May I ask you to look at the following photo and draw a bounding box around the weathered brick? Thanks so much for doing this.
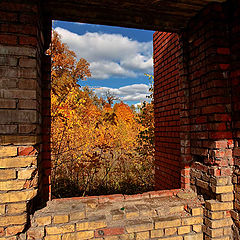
[205,217,232,228]
[182,217,203,225]
[211,185,233,194]
[0,156,37,168]
[0,99,16,109]
[0,189,37,203]
[46,224,75,235]
[18,99,37,109]
[19,58,37,68]
[151,229,164,238]
[0,205,5,215]
[35,216,51,226]
[27,227,44,239]
[44,235,61,240]
[7,202,26,214]
[0,110,37,124]
[126,220,153,233]
[184,233,203,240]
[125,206,139,219]
[0,125,17,134]
[205,200,233,211]
[135,231,149,240]
[70,211,85,221]
[203,225,224,237]
[0,169,16,180]
[154,216,181,229]
[6,225,25,236]
[165,227,177,236]
[76,218,107,231]
[178,226,191,235]
[53,215,69,224]
[0,214,26,227]
[3,89,36,100]
[0,45,36,57]
[0,146,17,157]
[216,193,234,202]
[192,225,202,233]
[0,180,25,191]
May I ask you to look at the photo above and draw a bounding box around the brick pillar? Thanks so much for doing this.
[229,0,240,237]
[0,0,50,237]
[186,3,234,239]
[153,32,181,190]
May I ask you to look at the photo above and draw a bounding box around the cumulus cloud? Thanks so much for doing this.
[55,27,153,80]
[93,84,150,103]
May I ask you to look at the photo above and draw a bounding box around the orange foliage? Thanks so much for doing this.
[49,30,154,198]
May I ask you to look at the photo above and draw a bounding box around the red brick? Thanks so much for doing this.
[94,227,125,237]
[0,35,17,45]
[18,146,37,156]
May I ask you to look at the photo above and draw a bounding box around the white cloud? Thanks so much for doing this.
[93,84,150,103]
[55,27,153,80]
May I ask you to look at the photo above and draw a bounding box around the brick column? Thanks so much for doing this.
[186,3,234,239]
[0,0,50,237]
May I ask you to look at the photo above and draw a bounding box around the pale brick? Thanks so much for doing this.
[165,227,177,236]
[210,177,231,186]
[0,99,16,109]
[7,202,26,214]
[154,216,181,229]
[0,189,37,203]
[136,231,149,240]
[178,226,191,235]
[18,168,36,179]
[53,214,69,224]
[0,205,5,215]
[216,193,234,202]
[70,211,85,221]
[189,207,203,216]
[111,209,124,220]
[35,216,51,226]
[0,169,16,180]
[0,156,37,168]
[159,236,182,240]
[151,229,164,238]
[118,234,134,240]
[0,180,25,191]
[45,224,75,235]
[44,235,61,240]
[27,227,44,239]
[0,214,26,227]
[181,217,203,226]
[192,225,202,233]
[125,206,139,219]
[205,218,232,228]
[205,200,233,211]
[126,220,153,233]
[211,185,233,194]
[76,218,107,231]
[0,146,17,157]
[184,233,203,240]
[6,225,25,236]
[203,225,223,237]
[104,236,119,240]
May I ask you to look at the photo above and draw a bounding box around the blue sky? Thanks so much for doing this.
[53,21,154,106]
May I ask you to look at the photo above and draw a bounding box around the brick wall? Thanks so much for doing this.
[230,0,240,237]
[153,32,181,190]
[0,0,51,237]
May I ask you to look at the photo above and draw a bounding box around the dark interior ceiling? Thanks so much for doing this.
[43,0,226,32]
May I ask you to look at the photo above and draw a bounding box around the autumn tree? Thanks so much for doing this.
[49,30,154,198]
